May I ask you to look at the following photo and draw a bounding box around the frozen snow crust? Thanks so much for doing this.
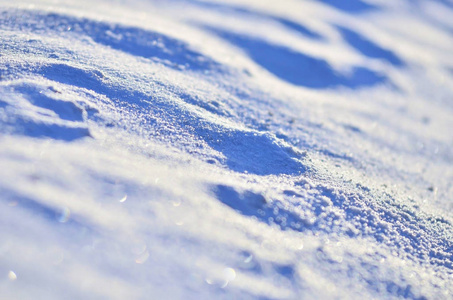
[1,0,453,299]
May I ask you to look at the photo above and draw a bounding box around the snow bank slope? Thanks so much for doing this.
[1,0,453,299]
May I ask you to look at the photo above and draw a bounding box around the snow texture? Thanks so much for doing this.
[1,0,453,299]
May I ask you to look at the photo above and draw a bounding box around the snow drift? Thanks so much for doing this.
[1,0,453,299]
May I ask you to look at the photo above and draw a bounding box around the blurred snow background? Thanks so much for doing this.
[1,0,453,299]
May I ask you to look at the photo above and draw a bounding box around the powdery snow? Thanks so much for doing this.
[1,0,453,299]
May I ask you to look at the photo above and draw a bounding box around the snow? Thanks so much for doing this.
[1,0,453,299]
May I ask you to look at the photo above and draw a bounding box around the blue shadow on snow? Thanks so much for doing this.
[203,129,306,175]
[336,25,404,67]
[0,10,221,73]
[191,0,323,40]
[87,23,220,72]
[212,184,310,231]
[274,17,324,40]
[206,27,388,89]
[38,63,305,175]
[14,85,85,122]
[318,0,378,13]
[0,84,90,141]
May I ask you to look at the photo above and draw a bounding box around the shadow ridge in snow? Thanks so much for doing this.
[6,62,306,176]
[211,177,453,273]
[0,83,92,141]
[335,25,405,67]
[189,0,324,40]
[0,9,222,73]
[204,26,389,89]
[318,0,379,13]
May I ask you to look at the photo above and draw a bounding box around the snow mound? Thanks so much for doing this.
[1,0,453,299]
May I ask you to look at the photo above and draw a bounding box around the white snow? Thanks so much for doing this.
[1,0,453,299]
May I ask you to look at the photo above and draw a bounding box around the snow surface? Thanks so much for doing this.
[1,0,453,299]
